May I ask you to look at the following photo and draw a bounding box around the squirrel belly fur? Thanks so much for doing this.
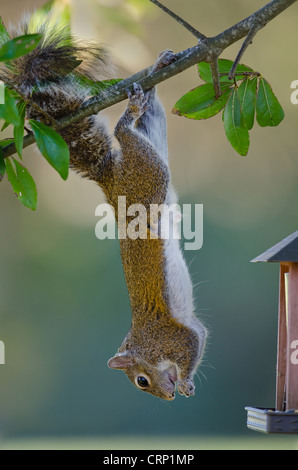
[2,18,207,400]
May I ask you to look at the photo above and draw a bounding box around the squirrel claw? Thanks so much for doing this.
[177,379,195,397]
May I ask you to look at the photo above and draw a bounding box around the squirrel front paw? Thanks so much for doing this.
[177,379,195,397]
[127,83,149,119]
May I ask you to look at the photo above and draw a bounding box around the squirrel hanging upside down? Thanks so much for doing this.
[1,17,207,400]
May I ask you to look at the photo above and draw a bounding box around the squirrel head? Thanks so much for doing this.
[107,353,178,400]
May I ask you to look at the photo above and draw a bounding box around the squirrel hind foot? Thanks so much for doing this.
[127,83,149,119]
[152,50,177,72]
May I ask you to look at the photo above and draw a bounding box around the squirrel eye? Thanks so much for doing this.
[137,376,149,388]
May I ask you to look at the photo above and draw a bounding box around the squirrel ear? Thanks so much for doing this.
[107,353,135,370]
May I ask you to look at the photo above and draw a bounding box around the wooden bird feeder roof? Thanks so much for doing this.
[251,231,298,263]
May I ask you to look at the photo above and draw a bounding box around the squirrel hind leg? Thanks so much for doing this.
[132,51,176,161]
[134,91,168,162]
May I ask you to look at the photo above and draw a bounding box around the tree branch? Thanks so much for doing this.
[148,0,206,40]
[228,22,264,80]
[1,0,297,159]
[210,59,222,99]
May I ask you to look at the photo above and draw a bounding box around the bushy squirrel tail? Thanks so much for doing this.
[0,17,115,183]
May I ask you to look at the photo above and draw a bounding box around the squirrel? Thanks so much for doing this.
[1,18,207,400]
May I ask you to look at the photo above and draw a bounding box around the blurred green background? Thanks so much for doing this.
[1,0,298,450]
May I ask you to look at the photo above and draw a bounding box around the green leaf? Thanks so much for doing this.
[0,34,42,61]
[4,157,19,193]
[172,83,232,120]
[13,100,26,158]
[75,75,122,95]
[14,159,37,210]
[223,88,250,156]
[0,139,14,174]
[0,138,14,148]
[0,17,9,46]
[0,139,15,178]
[256,78,284,127]
[0,87,20,126]
[0,149,5,181]
[29,119,69,180]
[198,59,253,84]
[1,119,11,131]
[5,157,37,210]
[4,88,21,99]
[237,77,257,130]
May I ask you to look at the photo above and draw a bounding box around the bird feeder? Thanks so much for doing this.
[245,231,298,433]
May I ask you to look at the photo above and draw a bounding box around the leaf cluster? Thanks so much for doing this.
[172,59,284,156]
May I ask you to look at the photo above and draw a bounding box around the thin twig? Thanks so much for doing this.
[0,74,58,129]
[210,59,222,98]
[1,0,297,159]
[228,22,263,80]
[220,72,261,77]
[148,0,206,40]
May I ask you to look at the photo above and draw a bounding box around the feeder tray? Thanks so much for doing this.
[246,407,298,434]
